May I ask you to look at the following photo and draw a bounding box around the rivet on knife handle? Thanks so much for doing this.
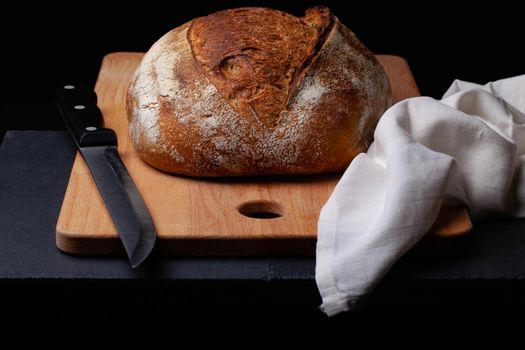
[56,84,118,148]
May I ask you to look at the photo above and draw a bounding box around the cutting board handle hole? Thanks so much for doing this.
[238,200,283,219]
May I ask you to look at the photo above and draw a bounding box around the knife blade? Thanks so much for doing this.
[56,84,156,268]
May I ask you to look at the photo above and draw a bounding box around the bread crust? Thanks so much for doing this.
[127,7,391,176]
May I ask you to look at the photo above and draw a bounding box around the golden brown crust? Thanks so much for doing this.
[126,7,392,176]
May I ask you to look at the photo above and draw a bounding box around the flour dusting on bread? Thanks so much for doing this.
[126,7,391,176]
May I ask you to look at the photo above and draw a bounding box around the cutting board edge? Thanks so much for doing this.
[57,234,317,257]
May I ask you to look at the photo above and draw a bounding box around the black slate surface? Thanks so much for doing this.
[1,130,525,320]
[0,130,313,281]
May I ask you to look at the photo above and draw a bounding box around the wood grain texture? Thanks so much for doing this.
[56,52,472,256]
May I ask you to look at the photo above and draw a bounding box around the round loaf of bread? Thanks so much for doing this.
[126,6,391,176]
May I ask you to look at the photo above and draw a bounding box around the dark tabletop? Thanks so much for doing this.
[1,130,525,326]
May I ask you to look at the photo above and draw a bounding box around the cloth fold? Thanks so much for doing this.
[316,75,525,316]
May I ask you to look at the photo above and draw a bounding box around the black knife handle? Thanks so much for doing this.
[56,84,117,148]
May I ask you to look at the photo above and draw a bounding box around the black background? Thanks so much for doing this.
[0,0,523,141]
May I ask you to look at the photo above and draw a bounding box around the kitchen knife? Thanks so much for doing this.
[56,84,156,268]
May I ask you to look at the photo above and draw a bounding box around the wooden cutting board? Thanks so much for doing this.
[56,52,472,256]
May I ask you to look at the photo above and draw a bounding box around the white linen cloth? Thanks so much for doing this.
[316,75,525,316]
